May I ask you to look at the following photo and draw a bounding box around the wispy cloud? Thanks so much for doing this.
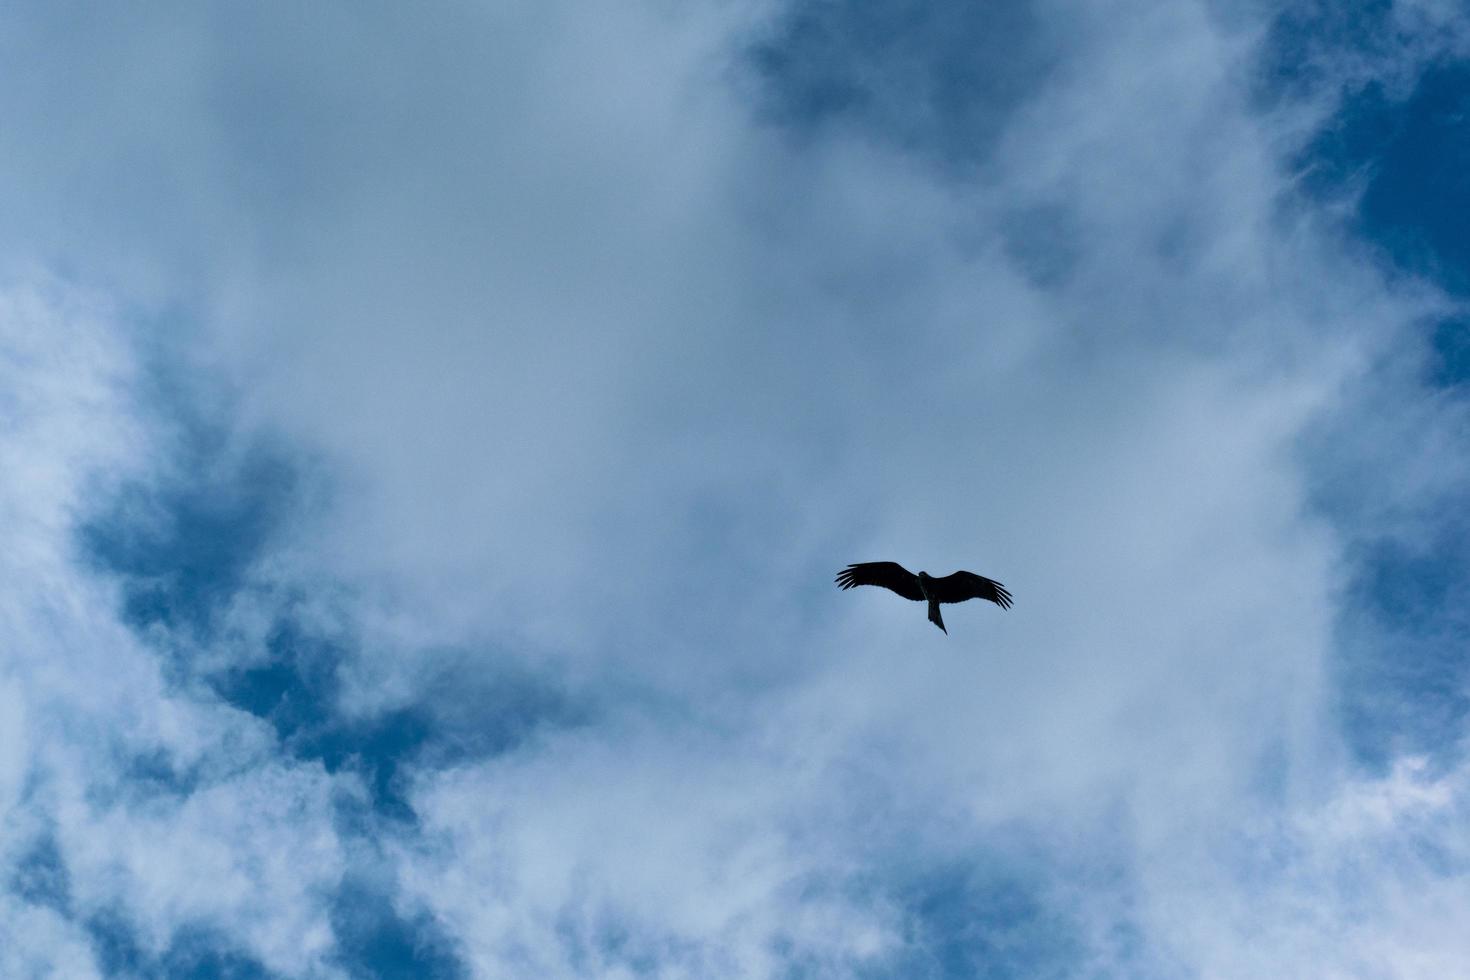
[2,1,1468,976]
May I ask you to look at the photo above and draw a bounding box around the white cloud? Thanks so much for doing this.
[0,283,348,977]
[1130,754,1470,978]
[58,765,344,971]
[0,901,101,980]
[1,0,1468,976]
[399,720,899,977]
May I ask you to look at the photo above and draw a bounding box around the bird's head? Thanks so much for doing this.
[917,571,931,582]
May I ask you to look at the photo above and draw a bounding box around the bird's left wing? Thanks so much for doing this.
[929,571,1013,608]
[835,562,924,601]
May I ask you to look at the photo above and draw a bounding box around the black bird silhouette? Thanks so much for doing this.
[835,562,1012,634]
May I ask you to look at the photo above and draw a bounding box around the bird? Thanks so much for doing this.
[835,561,1012,634]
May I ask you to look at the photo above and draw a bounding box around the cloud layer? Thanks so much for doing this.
[2,1,1469,976]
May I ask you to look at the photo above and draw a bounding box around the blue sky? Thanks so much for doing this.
[2,1,1469,977]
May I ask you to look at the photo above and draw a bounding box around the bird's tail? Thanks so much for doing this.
[928,600,947,634]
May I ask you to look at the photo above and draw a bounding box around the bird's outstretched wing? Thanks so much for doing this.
[928,571,1013,609]
[835,562,924,601]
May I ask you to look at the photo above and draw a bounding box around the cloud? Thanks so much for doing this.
[1131,753,1470,977]
[0,283,351,977]
[396,719,900,976]
[1,0,1468,976]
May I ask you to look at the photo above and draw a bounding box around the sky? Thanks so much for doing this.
[1,1,1469,977]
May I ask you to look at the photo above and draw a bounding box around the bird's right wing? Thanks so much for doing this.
[834,562,924,601]
[929,571,1013,609]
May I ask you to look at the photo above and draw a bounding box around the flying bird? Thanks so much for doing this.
[835,561,1012,634]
